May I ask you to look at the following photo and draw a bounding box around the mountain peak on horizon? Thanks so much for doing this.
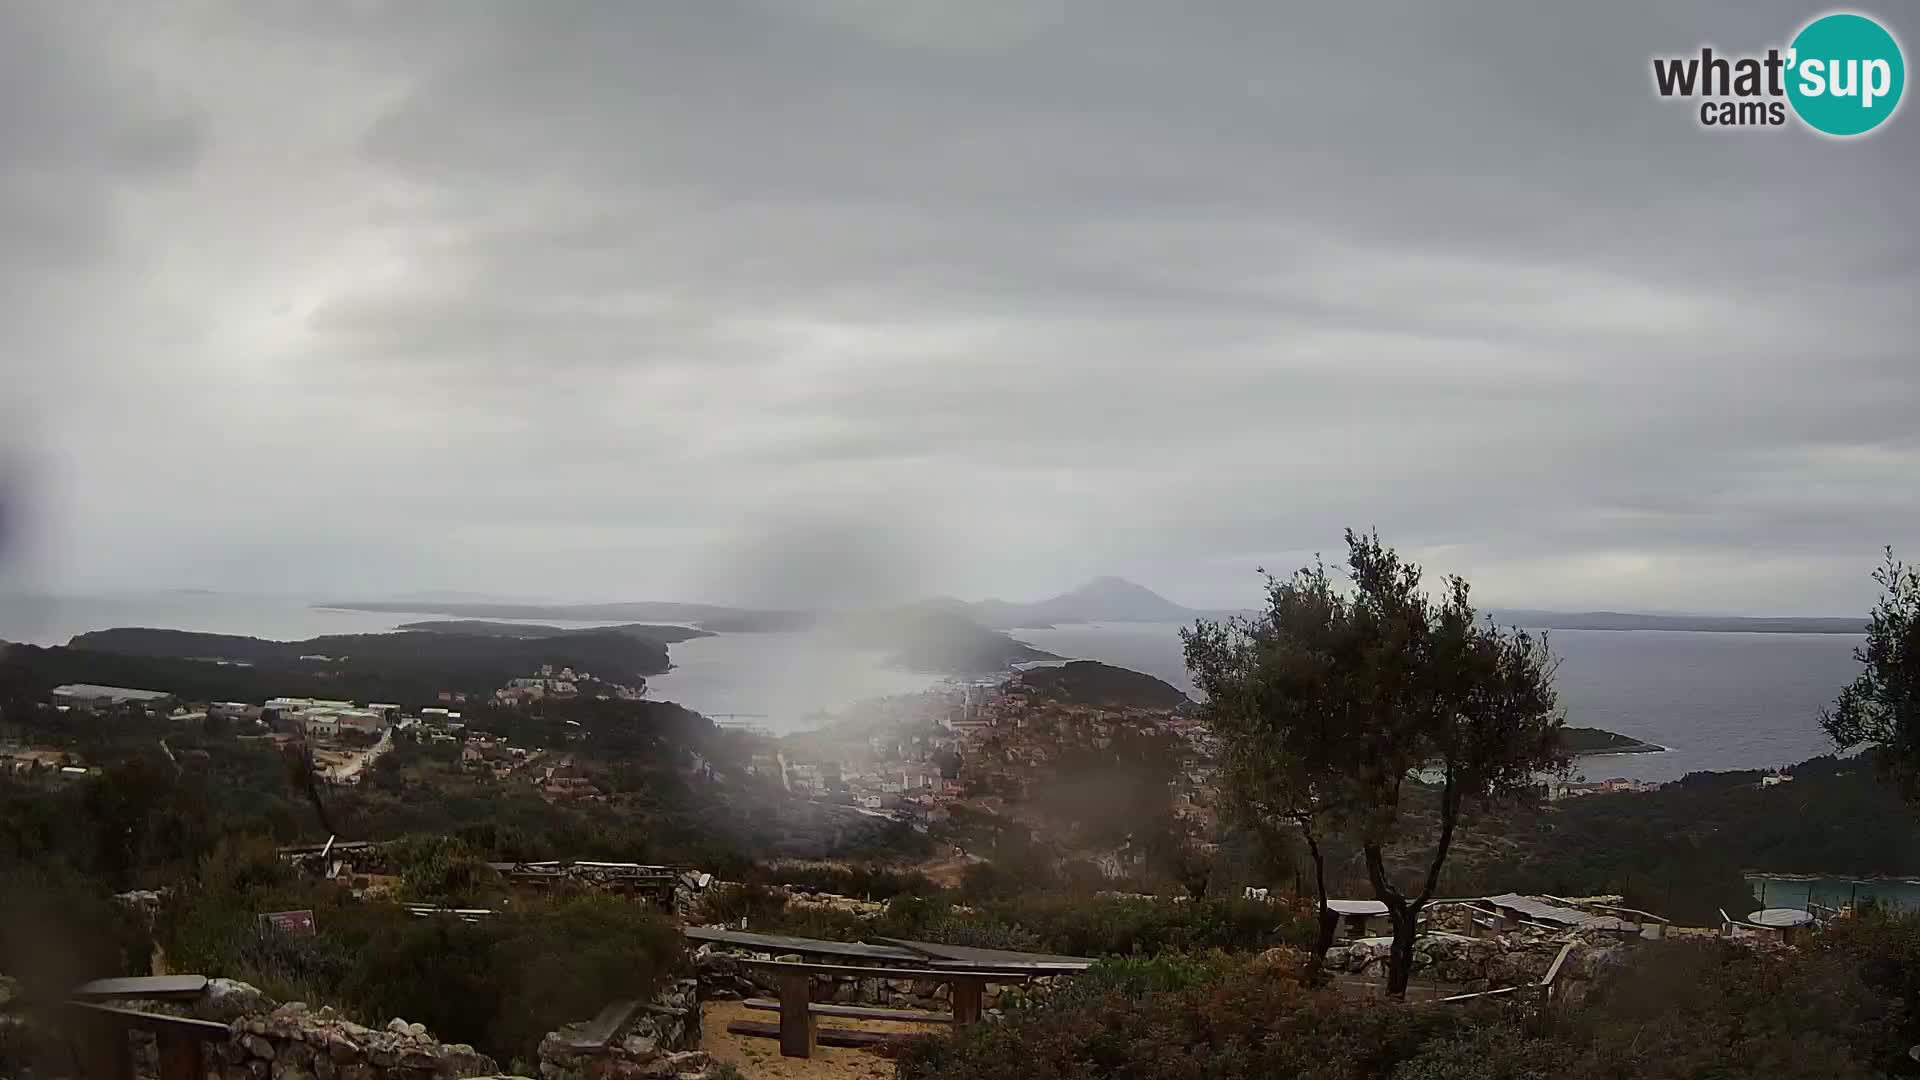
[1030,576,1193,622]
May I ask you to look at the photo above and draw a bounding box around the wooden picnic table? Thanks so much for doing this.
[728,958,1036,1057]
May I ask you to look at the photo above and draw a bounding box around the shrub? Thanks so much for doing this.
[0,865,152,1003]
[895,959,1477,1080]
[162,878,683,1065]
[693,883,791,927]
[976,894,1311,957]
[387,834,500,906]
[1049,951,1244,1003]
[898,942,1900,1080]
[752,862,937,900]
[352,896,685,1064]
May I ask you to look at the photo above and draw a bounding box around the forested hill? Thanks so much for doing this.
[68,626,670,675]
[1407,751,1920,924]
[1013,660,1193,709]
[2,627,671,709]
[394,620,714,645]
[1485,610,1867,634]
[1559,726,1662,755]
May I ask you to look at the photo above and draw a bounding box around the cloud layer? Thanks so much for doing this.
[3,1,1914,614]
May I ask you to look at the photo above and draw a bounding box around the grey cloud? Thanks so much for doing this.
[1,0,1914,613]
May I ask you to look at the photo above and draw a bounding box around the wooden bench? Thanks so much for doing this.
[722,1021,895,1049]
[742,998,955,1023]
[726,959,1033,1058]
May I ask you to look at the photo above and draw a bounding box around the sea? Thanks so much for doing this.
[0,594,1866,785]
[1745,874,1920,914]
[1013,622,1867,786]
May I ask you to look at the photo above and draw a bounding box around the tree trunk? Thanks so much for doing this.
[1385,903,1419,998]
[1304,832,1337,980]
[1364,842,1420,1000]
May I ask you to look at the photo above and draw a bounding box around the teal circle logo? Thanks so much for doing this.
[1787,13,1905,136]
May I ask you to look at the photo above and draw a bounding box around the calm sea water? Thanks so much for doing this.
[1014,622,1866,784]
[1,596,1866,779]
[1746,874,1920,913]
[642,631,949,728]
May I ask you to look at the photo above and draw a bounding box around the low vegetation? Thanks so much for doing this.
[897,927,1913,1080]
[694,884,1313,958]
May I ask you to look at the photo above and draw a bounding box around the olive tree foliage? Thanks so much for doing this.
[1185,554,1357,973]
[1822,548,1920,799]
[1185,530,1568,997]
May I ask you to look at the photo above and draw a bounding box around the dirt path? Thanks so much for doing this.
[702,999,942,1080]
[327,725,393,782]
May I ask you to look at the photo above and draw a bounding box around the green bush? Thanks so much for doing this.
[0,864,153,1003]
[1808,905,1920,1068]
[387,834,501,906]
[895,957,1475,1080]
[896,941,1900,1080]
[693,883,792,927]
[1048,952,1244,1003]
[695,886,1309,960]
[752,863,938,899]
[161,868,684,1066]
[975,894,1311,957]
[348,896,684,1064]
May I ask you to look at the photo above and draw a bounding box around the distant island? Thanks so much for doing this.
[40,625,674,706]
[823,611,1063,674]
[320,598,811,629]
[395,620,715,646]
[1560,726,1664,756]
[324,580,1869,637]
[326,598,1058,678]
[1484,610,1866,635]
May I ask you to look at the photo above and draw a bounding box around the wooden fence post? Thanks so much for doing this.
[156,1025,205,1080]
[79,1014,132,1080]
[777,972,816,1058]
[950,977,983,1026]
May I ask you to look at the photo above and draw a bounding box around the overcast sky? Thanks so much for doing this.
[1,1,1914,615]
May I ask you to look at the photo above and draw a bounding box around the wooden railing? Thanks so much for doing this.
[65,1001,230,1080]
[1425,941,1578,1006]
[56,975,229,1080]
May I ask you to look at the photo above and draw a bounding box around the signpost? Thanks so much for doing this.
[257,910,317,938]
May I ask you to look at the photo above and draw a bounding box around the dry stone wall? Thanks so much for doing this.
[1321,931,1621,996]
[23,976,718,1080]
[693,944,1062,1015]
[214,1003,500,1080]
[535,978,706,1080]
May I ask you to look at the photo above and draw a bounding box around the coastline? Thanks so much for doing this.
[1572,741,1669,758]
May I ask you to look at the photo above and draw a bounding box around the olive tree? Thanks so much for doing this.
[1186,530,1567,997]
[1823,548,1920,799]
[1184,556,1360,974]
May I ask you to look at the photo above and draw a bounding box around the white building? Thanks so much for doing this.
[335,709,385,734]
[51,684,175,711]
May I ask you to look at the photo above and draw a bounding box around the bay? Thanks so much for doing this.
[1013,622,1866,784]
[2,595,1869,779]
